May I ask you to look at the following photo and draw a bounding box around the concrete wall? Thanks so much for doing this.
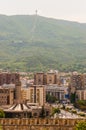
[0,118,86,130]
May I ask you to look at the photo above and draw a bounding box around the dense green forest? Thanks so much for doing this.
[0,14,86,72]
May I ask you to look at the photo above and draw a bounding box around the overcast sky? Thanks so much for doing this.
[0,0,86,22]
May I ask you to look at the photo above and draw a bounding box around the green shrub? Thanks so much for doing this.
[52,108,60,116]
[0,109,5,118]
[0,125,2,130]
[76,121,86,130]
[71,110,77,114]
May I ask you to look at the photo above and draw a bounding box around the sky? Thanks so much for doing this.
[0,0,86,23]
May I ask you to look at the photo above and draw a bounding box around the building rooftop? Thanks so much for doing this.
[4,103,41,112]
[4,103,31,112]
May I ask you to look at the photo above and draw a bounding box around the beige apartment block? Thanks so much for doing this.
[21,88,30,101]
[82,73,86,88]
[21,85,46,106]
[36,85,46,105]
[28,85,46,106]
[0,87,14,105]
[76,90,86,100]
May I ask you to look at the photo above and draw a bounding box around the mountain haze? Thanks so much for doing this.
[0,15,86,72]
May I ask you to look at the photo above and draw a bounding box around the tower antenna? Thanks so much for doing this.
[35,10,38,15]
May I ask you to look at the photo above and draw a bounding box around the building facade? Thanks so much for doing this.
[76,90,86,100]
[0,73,20,85]
[70,74,83,90]
[45,85,68,101]
[34,72,58,85]
[21,85,46,106]
[0,87,14,105]
[70,73,86,100]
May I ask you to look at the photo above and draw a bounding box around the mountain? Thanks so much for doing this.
[0,14,86,72]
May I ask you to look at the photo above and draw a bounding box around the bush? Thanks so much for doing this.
[0,109,5,118]
[78,112,85,117]
[71,110,77,114]
[52,108,60,116]
[75,100,86,110]
[66,107,70,111]
[46,94,58,103]
[0,125,2,130]
[76,121,86,130]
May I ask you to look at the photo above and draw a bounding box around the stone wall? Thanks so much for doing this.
[0,118,86,130]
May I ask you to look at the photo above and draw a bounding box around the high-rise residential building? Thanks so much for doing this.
[0,72,21,105]
[70,74,83,90]
[0,80,22,106]
[34,72,58,85]
[76,90,86,100]
[0,73,20,85]
[21,88,29,101]
[21,85,46,106]
[82,73,86,88]
[70,73,86,100]
[0,87,14,105]
[70,73,86,90]
[45,73,57,84]
[34,73,44,85]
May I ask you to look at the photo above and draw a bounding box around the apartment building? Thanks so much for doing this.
[70,73,86,100]
[70,74,83,90]
[45,85,68,101]
[0,80,21,105]
[34,72,59,85]
[21,85,46,106]
[76,90,86,100]
[0,73,20,85]
[0,87,14,105]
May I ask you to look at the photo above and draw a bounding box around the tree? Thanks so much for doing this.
[76,121,86,130]
[46,94,57,103]
[52,108,60,116]
[0,125,2,130]
[70,93,76,103]
[0,109,5,118]
[74,100,86,110]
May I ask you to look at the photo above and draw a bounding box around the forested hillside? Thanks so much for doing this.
[0,14,86,72]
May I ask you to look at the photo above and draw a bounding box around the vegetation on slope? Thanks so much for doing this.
[0,15,86,72]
